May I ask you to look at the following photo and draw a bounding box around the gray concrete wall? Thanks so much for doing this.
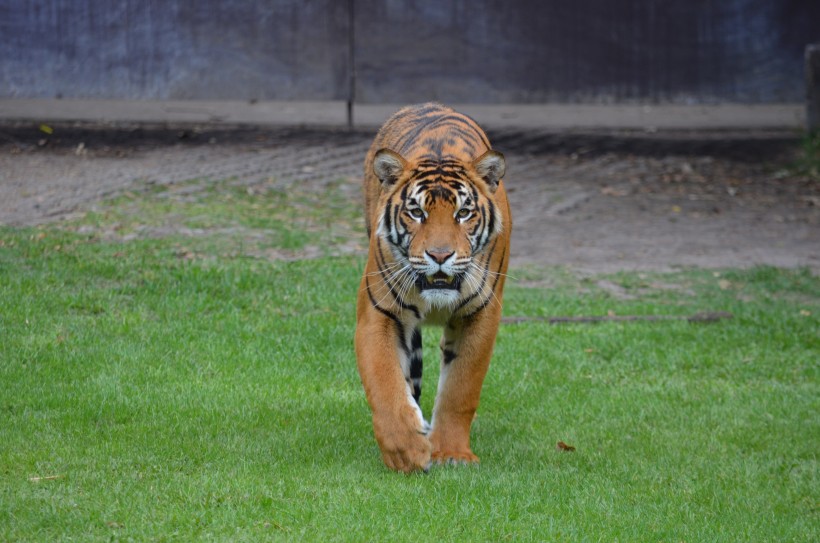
[353,0,819,104]
[0,0,350,100]
[1,0,818,105]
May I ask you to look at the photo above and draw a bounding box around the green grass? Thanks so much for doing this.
[65,177,364,259]
[0,182,818,541]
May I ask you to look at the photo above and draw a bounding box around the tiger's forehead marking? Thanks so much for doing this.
[407,158,473,208]
[411,158,469,181]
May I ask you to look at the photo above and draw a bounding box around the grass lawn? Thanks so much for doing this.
[0,179,817,541]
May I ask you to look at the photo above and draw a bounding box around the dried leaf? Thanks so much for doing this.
[556,441,576,452]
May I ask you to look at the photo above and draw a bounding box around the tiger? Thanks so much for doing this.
[355,103,511,472]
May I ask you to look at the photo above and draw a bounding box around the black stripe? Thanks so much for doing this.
[408,328,423,403]
[392,205,404,247]
[470,184,480,202]
[365,278,409,360]
[394,114,445,155]
[468,208,483,238]
[460,112,493,149]
[393,111,489,158]
[366,275,402,328]
[410,328,422,355]
[467,207,485,252]
[434,124,486,152]
[383,200,393,237]
[455,237,498,312]
[426,114,488,147]
[462,247,506,320]
[485,201,496,245]
[421,136,444,156]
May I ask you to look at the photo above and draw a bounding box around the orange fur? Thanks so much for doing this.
[355,103,511,472]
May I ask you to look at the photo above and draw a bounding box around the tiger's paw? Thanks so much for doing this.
[431,449,479,466]
[374,407,432,473]
[381,436,432,473]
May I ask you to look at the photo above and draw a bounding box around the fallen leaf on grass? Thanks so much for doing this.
[261,521,289,532]
[556,441,576,452]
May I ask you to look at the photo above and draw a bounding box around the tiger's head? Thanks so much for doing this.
[372,148,506,308]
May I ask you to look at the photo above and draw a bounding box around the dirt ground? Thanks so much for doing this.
[0,122,817,273]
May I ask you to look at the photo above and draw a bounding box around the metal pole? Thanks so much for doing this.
[807,44,820,132]
[347,0,356,129]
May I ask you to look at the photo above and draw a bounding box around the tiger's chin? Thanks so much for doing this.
[420,288,462,308]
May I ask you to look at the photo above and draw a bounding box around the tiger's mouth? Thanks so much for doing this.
[418,271,461,290]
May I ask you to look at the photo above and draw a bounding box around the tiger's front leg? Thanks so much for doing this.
[355,294,431,473]
[429,306,502,465]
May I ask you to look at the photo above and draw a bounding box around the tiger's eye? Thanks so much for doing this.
[456,208,471,219]
[409,208,424,219]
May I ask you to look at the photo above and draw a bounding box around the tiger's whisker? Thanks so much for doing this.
[466,262,503,310]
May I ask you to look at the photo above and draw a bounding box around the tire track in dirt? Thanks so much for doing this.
[1,124,817,272]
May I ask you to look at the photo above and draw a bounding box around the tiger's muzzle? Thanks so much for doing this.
[417,270,462,291]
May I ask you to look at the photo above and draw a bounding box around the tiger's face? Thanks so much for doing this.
[373,149,506,308]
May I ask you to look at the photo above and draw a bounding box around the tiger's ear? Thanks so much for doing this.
[473,150,506,193]
[373,149,407,189]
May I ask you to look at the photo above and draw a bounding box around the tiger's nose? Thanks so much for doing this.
[426,249,454,264]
